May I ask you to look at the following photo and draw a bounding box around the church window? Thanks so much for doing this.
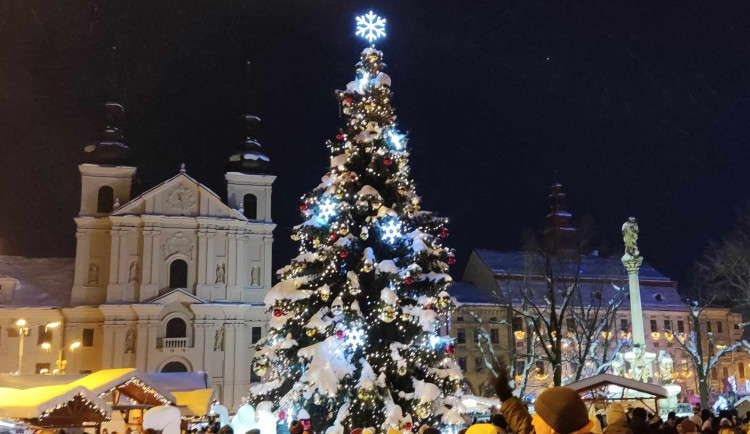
[165,318,187,338]
[82,328,94,347]
[677,320,685,333]
[243,194,257,220]
[161,361,188,373]
[717,322,723,333]
[169,259,188,289]
[252,326,262,344]
[97,186,114,213]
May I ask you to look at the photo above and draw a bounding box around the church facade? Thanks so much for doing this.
[0,103,274,410]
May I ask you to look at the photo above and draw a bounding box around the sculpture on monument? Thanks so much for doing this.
[214,327,225,351]
[126,327,136,353]
[215,263,226,284]
[128,260,139,283]
[88,264,99,285]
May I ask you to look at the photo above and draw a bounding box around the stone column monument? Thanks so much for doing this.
[621,217,656,381]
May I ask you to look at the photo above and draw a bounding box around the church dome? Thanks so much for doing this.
[226,114,271,174]
[83,102,132,166]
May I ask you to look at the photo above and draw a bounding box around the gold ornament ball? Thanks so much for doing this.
[401,312,411,322]
[381,306,396,323]
[357,390,371,401]
[360,230,369,241]
[363,263,373,273]
[253,362,268,376]
[305,328,317,337]
[365,104,372,110]
[291,233,300,241]
[437,296,451,310]
[319,288,330,302]
[414,401,431,419]
[398,364,408,376]
[313,238,321,247]
[340,226,349,235]
[313,394,324,405]
[349,286,361,295]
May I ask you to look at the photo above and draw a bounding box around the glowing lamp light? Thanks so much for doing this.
[69,341,81,350]
[45,321,61,329]
[380,218,402,244]
[651,332,660,340]
[355,11,386,43]
[514,330,525,341]
[386,129,405,150]
[15,319,26,327]
[41,342,51,351]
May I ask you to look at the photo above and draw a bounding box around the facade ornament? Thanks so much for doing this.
[125,327,136,353]
[214,327,225,351]
[128,260,140,283]
[160,232,195,260]
[251,266,260,286]
[87,264,99,285]
[167,183,197,211]
[215,263,226,284]
[658,350,675,383]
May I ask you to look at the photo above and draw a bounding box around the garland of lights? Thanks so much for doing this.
[98,377,172,405]
[30,393,110,422]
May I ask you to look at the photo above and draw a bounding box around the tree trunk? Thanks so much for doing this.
[698,375,710,409]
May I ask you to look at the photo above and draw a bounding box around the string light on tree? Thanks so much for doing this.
[355,11,387,43]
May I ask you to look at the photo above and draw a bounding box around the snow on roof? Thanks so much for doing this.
[0,384,111,419]
[0,256,74,307]
[473,249,672,282]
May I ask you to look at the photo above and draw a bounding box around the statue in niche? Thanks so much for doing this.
[128,260,139,283]
[214,327,225,351]
[125,327,136,353]
[87,264,99,285]
[250,266,260,286]
[215,263,226,284]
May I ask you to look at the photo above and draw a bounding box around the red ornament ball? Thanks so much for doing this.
[302,420,312,430]
[273,308,283,317]
[330,233,339,242]
[403,423,413,431]
[345,97,353,104]
[424,304,433,311]
[383,157,392,166]
[336,133,344,140]
[447,255,456,265]
[404,277,414,285]
[340,251,348,258]
[439,228,449,238]
[336,330,346,339]
[446,344,455,355]
[278,410,287,421]
[300,203,309,211]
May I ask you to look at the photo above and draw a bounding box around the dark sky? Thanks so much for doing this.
[1,0,750,288]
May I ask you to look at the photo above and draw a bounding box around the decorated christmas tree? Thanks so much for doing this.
[249,13,464,434]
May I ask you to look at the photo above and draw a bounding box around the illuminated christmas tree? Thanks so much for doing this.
[249,12,464,434]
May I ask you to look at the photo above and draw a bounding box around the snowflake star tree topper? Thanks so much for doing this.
[356,11,387,43]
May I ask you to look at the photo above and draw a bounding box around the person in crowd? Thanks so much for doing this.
[664,412,678,434]
[491,361,594,434]
[718,419,735,434]
[701,409,715,434]
[648,414,664,434]
[677,420,699,434]
[290,421,304,434]
[628,407,650,434]
[246,429,261,434]
[690,407,703,429]
[423,428,440,434]
[602,404,632,434]
[218,425,233,434]
[492,414,509,434]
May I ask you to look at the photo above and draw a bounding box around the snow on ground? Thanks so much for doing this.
[0,256,74,306]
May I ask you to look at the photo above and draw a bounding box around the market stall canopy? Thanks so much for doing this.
[566,374,668,399]
[172,389,216,417]
[69,368,176,405]
[0,384,111,427]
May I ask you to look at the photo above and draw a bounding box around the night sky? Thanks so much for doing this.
[1,0,750,289]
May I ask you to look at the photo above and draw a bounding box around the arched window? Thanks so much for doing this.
[165,318,187,338]
[169,259,188,288]
[161,361,188,373]
[97,186,114,213]
[243,194,257,220]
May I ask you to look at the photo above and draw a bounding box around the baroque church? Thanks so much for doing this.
[0,94,274,410]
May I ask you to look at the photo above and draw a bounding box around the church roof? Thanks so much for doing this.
[0,256,74,307]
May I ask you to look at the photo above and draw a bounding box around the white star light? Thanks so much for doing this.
[381,218,402,244]
[356,11,387,43]
[318,198,337,222]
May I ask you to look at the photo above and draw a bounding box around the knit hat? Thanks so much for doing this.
[606,404,627,426]
[678,419,697,433]
[534,387,590,434]
[466,424,497,434]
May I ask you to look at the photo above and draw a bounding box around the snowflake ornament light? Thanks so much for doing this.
[381,218,402,244]
[345,327,366,349]
[318,198,337,222]
[356,11,387,43]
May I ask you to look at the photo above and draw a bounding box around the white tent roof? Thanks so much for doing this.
[565,374,668,399]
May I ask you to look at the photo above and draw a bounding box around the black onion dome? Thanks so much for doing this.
[83,102,132,165]
[227,114,271,174]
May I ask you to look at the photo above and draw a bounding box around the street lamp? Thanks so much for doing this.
[55,340,81,374]
[15,319,60,374]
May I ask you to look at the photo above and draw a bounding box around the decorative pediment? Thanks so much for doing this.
[148,288,205,305]
[112,173,245,220]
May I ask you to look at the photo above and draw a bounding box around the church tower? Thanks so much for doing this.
[71,48,137,305]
